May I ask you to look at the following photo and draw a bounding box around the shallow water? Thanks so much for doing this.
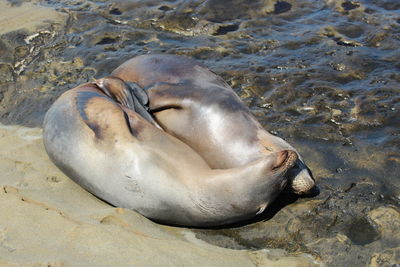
[0,0,399,265]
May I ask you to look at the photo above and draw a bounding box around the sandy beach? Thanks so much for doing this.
[0,124,320,265]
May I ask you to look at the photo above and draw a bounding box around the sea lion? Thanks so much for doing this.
[111,54,317,195]
[43,82,298,226]
[43,54,318,226]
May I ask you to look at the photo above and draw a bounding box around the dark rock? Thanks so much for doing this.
[342,1,360,11]
[274,1,292,14]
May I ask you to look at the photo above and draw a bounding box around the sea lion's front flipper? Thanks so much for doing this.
[191,150,299,223]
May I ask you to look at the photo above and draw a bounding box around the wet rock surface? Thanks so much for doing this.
[0,0,399,266]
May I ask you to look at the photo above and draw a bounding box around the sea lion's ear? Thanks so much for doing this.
[125,81,149,106]
[94,77,136,110]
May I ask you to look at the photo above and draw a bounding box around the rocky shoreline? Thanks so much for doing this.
[0,0,399,266]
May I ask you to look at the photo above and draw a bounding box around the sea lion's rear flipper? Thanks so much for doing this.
[125,81,149,106]
[94,77,136,110]
[131,95,162,129]
[94,77,161,128]
[124,81,161,128]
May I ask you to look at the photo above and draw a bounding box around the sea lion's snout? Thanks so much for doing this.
[288,165,318,196]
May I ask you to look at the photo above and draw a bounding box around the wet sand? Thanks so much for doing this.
[0,1,65,35]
